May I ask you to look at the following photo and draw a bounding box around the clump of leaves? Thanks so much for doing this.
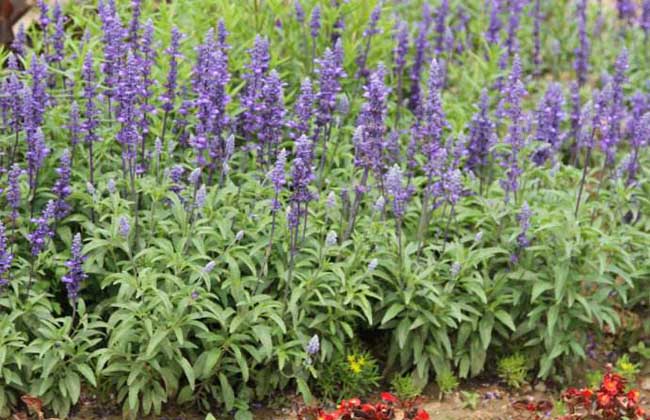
[390,374,424,401]
[435,370,459,400]
[316,349,381,402]
[585,370,603,389]
[497,354,529,389]
[460,391,480,411]
[614,354,640,385]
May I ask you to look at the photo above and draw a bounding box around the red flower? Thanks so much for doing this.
[414,409,430,420]
[628,389,640,405]
[381,392,399,404]
[597,391,612,408]
[601,373,625,396]
[580,388,593,405]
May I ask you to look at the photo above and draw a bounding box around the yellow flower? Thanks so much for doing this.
[347,355,363,374]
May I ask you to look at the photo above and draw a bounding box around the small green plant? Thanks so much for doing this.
[316,349,381,402]
[436,370,459,400]
[630,342,650,361]
[390,374,424,401]
[497,354,529,389]
[614,354,640,384]
[460,391,481,411]
[585,370,603,389]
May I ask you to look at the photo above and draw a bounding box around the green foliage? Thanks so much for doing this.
[497,354,529,390]
[316,349,381,402]
[0,0,649,417]
[435,370,459,399]
[586,370,603,389]
[460,391,481,411]
[390,374,424,401]
[614,354,640,385]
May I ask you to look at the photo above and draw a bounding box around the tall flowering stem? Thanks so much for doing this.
[0,222,13,289]
[574,0,590,87]
[393,20,409,128]
[466,90,496,195]
[82,53,100,220]
[267,149,287,256]
[498,56,527,203]
[314,44,346,180]
[62,233,87,320]
[160,27,183,145]
[355,5,382,81]
[345,65,389,240]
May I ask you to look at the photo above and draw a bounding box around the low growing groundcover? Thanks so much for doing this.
[1,0,650,418]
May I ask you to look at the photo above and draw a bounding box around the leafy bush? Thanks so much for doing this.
[497,354,529,389]
[0,0,649,417]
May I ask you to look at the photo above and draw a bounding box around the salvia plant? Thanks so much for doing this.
[0,0,649,418]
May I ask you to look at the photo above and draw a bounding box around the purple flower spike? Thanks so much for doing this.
[62,233,87,304]
[28,200,56,257]
[161,27,183,113]
[291,78,314,139]
[385,165,410,219]
[466,89,497,188]
[53,149,72,219]
[516,202,532,249]
[269,149,288,211]
[118,216,131,238]
[532,83,565,166]
[574,0,590,87]
[6,164,22,224]
[310,6,321,39]
[0,222,12,288]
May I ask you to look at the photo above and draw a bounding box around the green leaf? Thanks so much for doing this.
[219,373,235,411]
[296,377,312,404]
[531,282,553,303]
[494,310,516,332]
[145,330,168,359]
[381,303,405,325]
[64,371,81,404]
[76,364,97,387]
[179,357,195,390]
[235,410,253,420]
[479,315,494,350]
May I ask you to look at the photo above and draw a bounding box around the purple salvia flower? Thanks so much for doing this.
[6,164,22,223]
[408,5,433,111]
[203,261,216,273]
[356,65,389,177]
[295,1,305,24]
[393,20,409,79]
[291,78,314,139]
[107,179,116,194]
[169,165,185,195]
[356,5,382,79]
[373,196,385,213]
[307,334,320,355]
[504,0,524,57]
[82,53,100,146]
[368,258,378,271]
[53,149,72,219]
[68,101,81,148]
[642,0,650,35]
[217,19,229,52]
[601,49,628,167]
[98,0,125,100]
[516,202,532,249]
[385,164,410,219]
[0,222,12,288]
[27,54,49,127]
[434,0,449,54]
[195,184,207,209]
[617,0,636,24]
[240,35,270,143]
[49,2,65,65]
[128,0,142,46]
[11,24,26,56]
[28,200,56,256]
[569,82,581,150]
[625,112,650,185]
[315,47,346,131]
[118,216,131,238]
[466,89,497,186]
[37,0,50,30]
[310,6,321,39]
[416,60,448,177]
[498,56,527,202]
[25,127,49,193]
[161,27,183,113]
[258,70,285,165]
[115,52,142,173]
[5,56,24,135]
[325,230,337,246]
[288,135,316,231]
[532,83,565,166]
[62,233,86,303]
[269,149,287,211]
[574,0,590,87]
[486,0,502,45]
[532,0,542,74]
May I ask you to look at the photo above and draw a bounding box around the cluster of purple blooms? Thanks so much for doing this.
[0,0,648,312]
